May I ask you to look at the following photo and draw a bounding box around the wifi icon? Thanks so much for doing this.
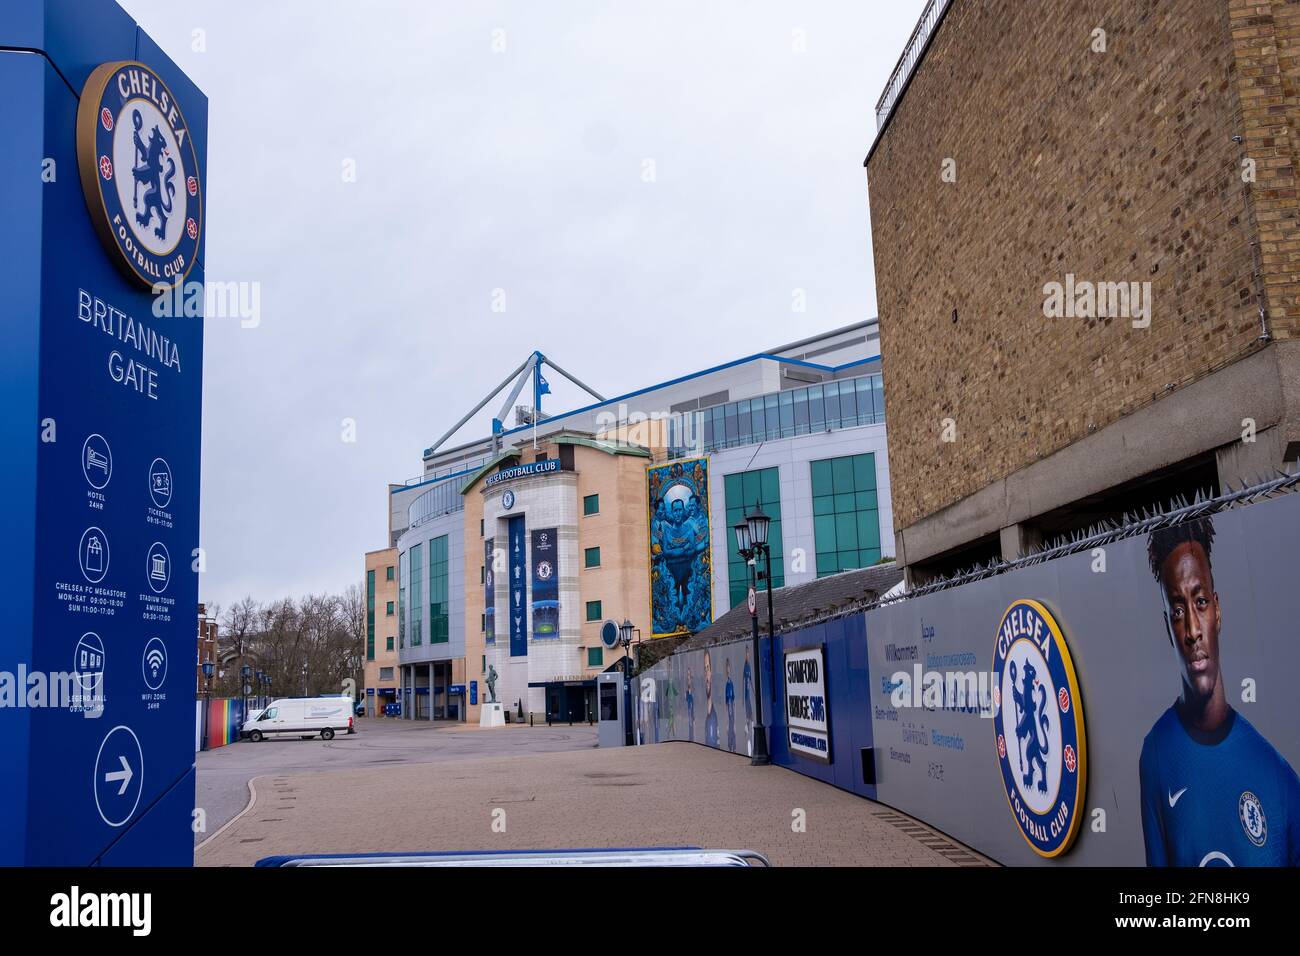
[142,638,167,690]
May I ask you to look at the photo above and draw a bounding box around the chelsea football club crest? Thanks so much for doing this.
[1239,791,1267,847]
[76,62,203,288]
[992,599,1087,858]
[502,489,516,511]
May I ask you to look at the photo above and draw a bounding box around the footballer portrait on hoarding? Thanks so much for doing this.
[1139,517,1299,866]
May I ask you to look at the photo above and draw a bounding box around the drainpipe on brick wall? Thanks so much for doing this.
[1234,133,1273,344]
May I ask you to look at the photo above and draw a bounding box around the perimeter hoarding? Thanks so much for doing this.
[866,492,1300,866]
[0,0,206,865]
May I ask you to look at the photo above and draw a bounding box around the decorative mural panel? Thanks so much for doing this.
[647,457,713,637]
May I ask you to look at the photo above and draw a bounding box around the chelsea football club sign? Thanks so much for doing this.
[992,600,1087,858]
[76,61,203,288]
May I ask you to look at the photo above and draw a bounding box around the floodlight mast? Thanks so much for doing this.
[424,352,608,459]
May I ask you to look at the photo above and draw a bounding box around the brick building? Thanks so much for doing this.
[362,548,400,716]
[866,0,1300,581]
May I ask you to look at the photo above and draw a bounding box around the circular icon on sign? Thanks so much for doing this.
[145,541,170,593]
[502,489,516,511]
[74,631,107,697]
[600,620,620,649]
[537,560,553,581]
[142,636,168,690]
[76,61,203,288]
[82,434,112,490]
[94,725,143,828]
[747,586,757,615]
[79,526,110,584]
[148,457,172,508]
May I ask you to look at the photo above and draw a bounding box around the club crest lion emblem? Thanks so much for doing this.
[77,61,203,288]
[993,600,1087,858]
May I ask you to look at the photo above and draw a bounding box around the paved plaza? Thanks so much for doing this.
[196,719,990,866]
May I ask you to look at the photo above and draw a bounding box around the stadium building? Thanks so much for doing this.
[378,320,893,723]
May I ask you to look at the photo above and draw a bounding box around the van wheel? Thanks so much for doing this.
[321,728,335,741]
[250,730,263,742]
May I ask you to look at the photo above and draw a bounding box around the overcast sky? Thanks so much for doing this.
[116,0,927,610]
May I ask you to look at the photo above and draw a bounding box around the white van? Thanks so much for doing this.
[241,697,355,742]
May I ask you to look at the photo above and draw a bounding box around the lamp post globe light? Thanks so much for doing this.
[733,501,772,766]
[618,618,640,747]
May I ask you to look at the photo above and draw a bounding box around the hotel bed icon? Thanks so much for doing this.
[85,447,109,474]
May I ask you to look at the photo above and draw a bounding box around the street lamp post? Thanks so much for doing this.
[241,663,252,723]
[200,658,214,751]
[733,502,773,766]
[617,619,641,747]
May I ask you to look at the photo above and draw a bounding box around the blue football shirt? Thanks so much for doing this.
[1139,704,1299,866]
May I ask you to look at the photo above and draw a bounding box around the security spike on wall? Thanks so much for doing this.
[866,472,1300,612]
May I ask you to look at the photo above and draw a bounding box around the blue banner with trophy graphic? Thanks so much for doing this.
[531,528,559,639]
[508,517,527,656]
[484,537,495,645]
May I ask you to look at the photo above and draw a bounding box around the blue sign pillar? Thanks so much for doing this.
[0,0,206,865]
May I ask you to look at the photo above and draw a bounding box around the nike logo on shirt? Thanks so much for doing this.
[1168,787,1188,808]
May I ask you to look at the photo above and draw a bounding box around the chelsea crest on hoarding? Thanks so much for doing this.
[992,599,1087,858]
[76,61,203,288]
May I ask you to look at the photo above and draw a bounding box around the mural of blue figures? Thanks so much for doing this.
[648,458,713,636]
[641,641,757,758]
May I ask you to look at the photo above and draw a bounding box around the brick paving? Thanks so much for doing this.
[197,731,991,867]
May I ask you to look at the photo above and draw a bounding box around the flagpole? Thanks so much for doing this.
[533,352,539,450]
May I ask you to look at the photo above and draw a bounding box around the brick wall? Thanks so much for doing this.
[867,0,1295,532]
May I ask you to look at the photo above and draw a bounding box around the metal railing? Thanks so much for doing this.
[875,0,953,130]
[407,479,465,529]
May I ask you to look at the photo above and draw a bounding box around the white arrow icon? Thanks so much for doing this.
[104,755,133,795]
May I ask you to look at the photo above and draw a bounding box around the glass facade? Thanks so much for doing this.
[397,552,406,648]
[667,371,884,454]
[366,569,376,661]
[724,467,785,608]
[409,542,423,646]
[429,535,449,644]
[811,453,881,576]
